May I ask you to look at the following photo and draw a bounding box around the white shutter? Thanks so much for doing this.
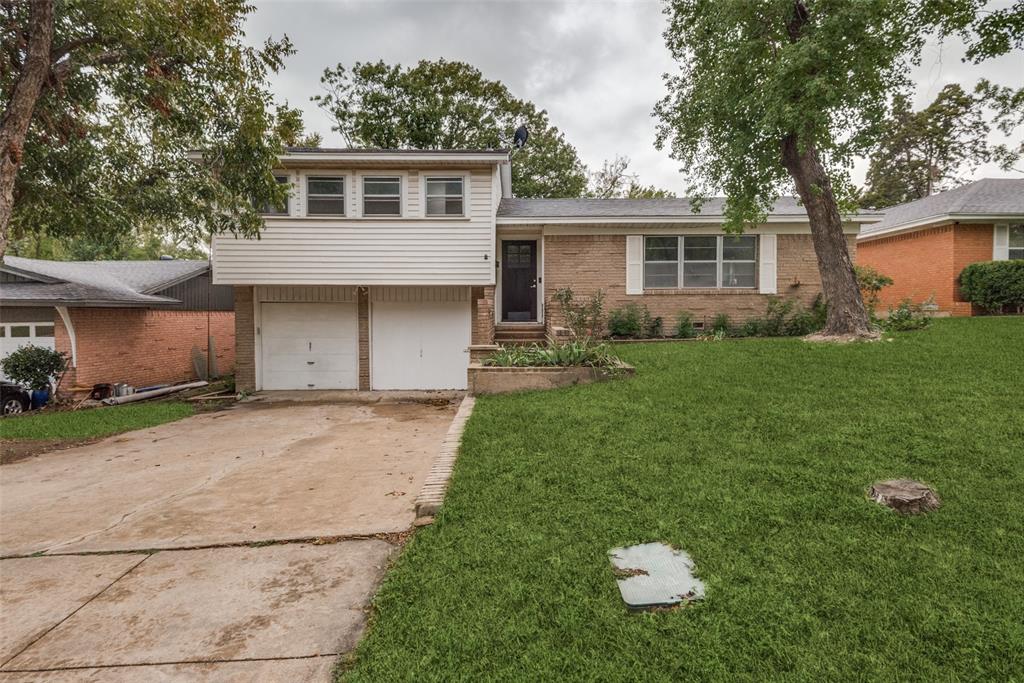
[993,224,1010,260]
[758,234,777,294]
[626,235,643,295]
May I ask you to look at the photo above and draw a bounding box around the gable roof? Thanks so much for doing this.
[497,197,882,223]
[859,178,1024,241]
[0,257,209,307]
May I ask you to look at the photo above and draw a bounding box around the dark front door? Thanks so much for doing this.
[501,240,538,322]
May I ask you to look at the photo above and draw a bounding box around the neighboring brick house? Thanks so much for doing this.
[0,257,235,392]
[857,178,1024,316]
[213,148,880,393]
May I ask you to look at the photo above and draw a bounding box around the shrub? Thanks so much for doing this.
[958,260,1024,313]
[484,339,620,369]
[551,288,606,339]
[674,312,697,338]
[710,313,732,335]
[0,345,68,390]
[608,302,661,338]
[855,265,894,312]
[884,299,931,331]
[785,294,828,336]
[732,296,828,338]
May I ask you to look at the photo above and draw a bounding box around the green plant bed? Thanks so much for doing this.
[340,318,1024,681]
[1,401,195,440]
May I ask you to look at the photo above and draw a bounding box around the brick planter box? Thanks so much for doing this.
[467,362,634,395]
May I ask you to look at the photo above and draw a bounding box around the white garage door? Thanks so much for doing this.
[260,303,358,390]
[371,302,471,390]
[1,322,56,381]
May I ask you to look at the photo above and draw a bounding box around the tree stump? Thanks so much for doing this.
[869,479,940,515]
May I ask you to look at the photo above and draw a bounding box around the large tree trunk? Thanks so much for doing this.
[0,0,55,259]
[781,134,875,338]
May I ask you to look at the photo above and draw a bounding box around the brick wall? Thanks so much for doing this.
[56,308,235,392]
[857,224,993,316]
[234,287,255,392]
[542,233,850,333]
[358,287,370,390]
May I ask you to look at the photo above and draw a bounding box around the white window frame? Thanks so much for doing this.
[1010,223,1024,260]
[643,236,680,289]
[260,173,291,216]
[643,235,759,290]
[423,175,467,217]
[305,175,346,217]
[360,174,404,218]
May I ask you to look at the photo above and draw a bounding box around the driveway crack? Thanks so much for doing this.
[0,554,150,670]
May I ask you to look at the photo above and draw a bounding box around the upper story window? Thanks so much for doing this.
[260,174,290,216]
[307,176,345,216]
[362,176,402,216]
[425,177,464,216]
[643,235,757,289]
[1010,224,1024,260]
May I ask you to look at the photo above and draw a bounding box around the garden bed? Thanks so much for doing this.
[467,362,634,395]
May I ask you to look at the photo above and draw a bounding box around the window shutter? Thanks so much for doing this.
[993,224,1010,260]
[626,235,644,295]
[758,234,777,294]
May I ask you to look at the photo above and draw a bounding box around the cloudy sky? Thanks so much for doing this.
[245,0,1024,195]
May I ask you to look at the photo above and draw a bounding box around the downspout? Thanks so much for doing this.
[55,305,77,367]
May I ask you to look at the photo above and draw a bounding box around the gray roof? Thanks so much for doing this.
[0,257,208,307]
[861,178,1024,238]
[497,196,875,220]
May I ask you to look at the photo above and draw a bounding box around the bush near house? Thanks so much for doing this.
[608,302,662,339]
[0,345,68,391]
[674,312,697,338]
[958,260,1024,313]
[854,265,894,312]
[484,340,620,369]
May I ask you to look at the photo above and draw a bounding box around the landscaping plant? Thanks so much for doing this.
[484,338,620,369]
[674,311,697,339]
[710,313,732,336]
[608,302,662,339]
[883,299,931,332]
[854,265,895,313]
[0,345,67,391]
[551,288,606,340]
[958,260,1024,314]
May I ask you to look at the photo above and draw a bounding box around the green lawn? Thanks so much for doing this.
[0,401,194,440]
[342,318,1024,681]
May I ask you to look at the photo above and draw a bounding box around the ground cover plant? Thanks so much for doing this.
[341,318,1024,681]
[484,340,620,369]
[0,401,194,440]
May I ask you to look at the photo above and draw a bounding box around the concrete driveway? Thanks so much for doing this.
[0,397,457,680]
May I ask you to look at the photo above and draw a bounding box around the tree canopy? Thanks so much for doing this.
[1,0,295,258]
[313,59,589,198]
[860,85,992,208]
[654,0,944,336]
[587,156,675,199]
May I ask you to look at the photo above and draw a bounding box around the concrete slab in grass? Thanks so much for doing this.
[3,541,394,672]
[609,542,705,611]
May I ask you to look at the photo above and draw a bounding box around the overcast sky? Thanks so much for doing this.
[245,0,1024,195]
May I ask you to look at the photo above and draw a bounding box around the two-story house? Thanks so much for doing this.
[213,148,881,392]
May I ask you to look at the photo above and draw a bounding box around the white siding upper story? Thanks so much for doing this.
[212,164,501,286]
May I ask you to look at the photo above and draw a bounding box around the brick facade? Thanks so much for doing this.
[358,287,370,390]
[234,287,256,392]
[541,233,853,333]
[56,308,235,392]
[469,285,497,359]
[856,223,993,316]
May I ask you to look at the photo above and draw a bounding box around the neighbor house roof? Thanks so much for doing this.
[859,178,1024,241]
[497,197,883,224]
[0,257,209,307]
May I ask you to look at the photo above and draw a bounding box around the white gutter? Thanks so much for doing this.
[55,305,76,368]
[858,213,1024,241]
[278,151,510,164]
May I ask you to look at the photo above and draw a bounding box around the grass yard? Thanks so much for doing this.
[342,318,1024,681]
[0,401,194,441]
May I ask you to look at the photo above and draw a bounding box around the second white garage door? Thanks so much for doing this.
[261,303,358,390]
[371,302,471,390]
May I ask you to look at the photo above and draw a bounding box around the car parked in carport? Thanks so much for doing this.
[1,380,32,415]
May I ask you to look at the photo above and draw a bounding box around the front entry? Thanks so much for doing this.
[501,240,538,322]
